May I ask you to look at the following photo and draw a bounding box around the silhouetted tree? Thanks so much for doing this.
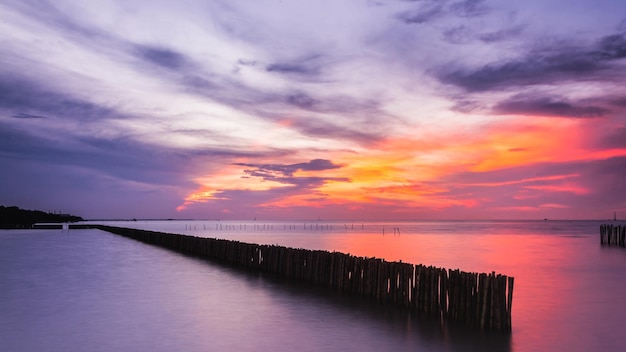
[0,206,83,229]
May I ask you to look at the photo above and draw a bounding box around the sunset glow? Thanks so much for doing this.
[1,0,625,220]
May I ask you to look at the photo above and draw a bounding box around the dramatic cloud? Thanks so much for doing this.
[235,159,343,178]
[1,0,626,219]
[225,159,349,198]
[440,32,626,92]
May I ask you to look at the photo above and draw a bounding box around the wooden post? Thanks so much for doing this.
[95,225,514,333]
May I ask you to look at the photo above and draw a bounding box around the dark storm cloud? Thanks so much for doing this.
[439,32,626,91]
[493,94,609,118]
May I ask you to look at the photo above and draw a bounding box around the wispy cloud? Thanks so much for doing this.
[397,2,446,24]
[11,113,46,119]
[234,159,344,178]
[2,0,626,219]
[134,45,191,70]
[439,32,626,92]
[493,94,610,118]
[450,0,490,18]
[0,75,116,122]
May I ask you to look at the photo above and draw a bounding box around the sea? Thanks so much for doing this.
[1,220,625,352]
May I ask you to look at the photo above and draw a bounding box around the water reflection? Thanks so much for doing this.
[210,258,513,352]
[6,220,626,351]
[1,229,512,352]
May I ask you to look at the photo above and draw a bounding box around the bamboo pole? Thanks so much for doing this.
[94,225,514,332]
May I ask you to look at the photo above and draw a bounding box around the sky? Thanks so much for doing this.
[1,0,626,220]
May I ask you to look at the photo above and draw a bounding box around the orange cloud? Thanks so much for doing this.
[177,115,625,216]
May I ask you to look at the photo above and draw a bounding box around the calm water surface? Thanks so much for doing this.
[2,220,626,351]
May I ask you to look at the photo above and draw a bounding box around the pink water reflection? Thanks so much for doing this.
[324,230,626,351]
[82,220,626,351]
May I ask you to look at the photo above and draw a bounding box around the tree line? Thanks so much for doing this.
[0,206,83,229]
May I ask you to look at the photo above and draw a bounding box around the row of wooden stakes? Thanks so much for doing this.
[93,225,514,332]
[600,224,626,247]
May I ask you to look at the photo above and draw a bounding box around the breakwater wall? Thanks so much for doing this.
[92,225,513,332]
[600,224,626,247]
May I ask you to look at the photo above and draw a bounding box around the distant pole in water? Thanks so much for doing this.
[615,211,617,221]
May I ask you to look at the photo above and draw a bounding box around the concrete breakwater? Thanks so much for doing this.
[600,224,626,247]
[92,225,514,332]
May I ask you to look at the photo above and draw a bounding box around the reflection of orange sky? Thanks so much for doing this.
[327,228,577,335]
[179,116,626,213]
[327,231,541,273]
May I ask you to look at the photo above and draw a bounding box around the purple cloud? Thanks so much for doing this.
[234,159,344,178]
[0,75,115,121]
[134,45,190,70]
[439,32,626,91]
[398,3,445,24]
[286,93,318,109]
[450,0,489,18]
[493,94,610,118]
